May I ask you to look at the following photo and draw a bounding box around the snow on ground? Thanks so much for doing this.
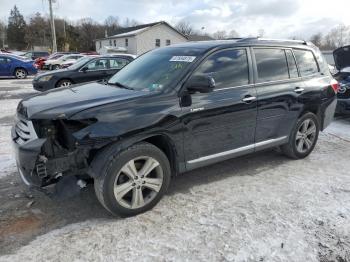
[0,78,349,261]
[1,132,350,261]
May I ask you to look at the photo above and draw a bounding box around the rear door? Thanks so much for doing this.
[182,48,258,169]
[252,47,304,146]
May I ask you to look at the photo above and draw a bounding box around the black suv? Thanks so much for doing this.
[12,38,337,216]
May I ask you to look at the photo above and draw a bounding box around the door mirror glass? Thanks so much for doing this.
[81,66,88,72]
[185,75,215,94]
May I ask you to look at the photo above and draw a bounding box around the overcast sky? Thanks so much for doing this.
[1,0,349,38]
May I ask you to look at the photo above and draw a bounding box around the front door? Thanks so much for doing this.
[181,48,258,169]
[0,57,11,76]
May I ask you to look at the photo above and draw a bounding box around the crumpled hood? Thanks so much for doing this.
[333,45,350,70]
[20,82,148,119]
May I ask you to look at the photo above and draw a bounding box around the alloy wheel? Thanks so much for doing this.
[59,81,72,87]
[113,156,164,209]
[295,118,317,153]
[15,69,26,79]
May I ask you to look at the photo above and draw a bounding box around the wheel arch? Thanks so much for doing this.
[298,104,322,127]
[88,133,179,179]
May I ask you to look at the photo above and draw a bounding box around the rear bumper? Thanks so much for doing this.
[322,98,337,130]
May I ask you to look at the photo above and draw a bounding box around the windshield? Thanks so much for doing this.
[108,48,202,92]
[68,56,93,70]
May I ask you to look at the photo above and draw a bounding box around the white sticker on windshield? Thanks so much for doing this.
[170,56,196,62]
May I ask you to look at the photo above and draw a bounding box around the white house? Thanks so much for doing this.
[95,21,188,56]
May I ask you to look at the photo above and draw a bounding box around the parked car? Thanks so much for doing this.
[333,45,350,114]
[39,52,80,70]
[44,54,85,70]
[13,38,337,216]
[33,55,133,91]
[60,55,95,69]
[22,51,50,60]
[0,54,37,78]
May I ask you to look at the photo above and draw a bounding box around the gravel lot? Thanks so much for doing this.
[0,78,349,261]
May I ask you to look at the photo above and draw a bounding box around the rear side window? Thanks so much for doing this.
[109,58,130,69]
[293,49,319,76]
[193,49,249,89]
[285,50,299,78]
[254,48,289,82]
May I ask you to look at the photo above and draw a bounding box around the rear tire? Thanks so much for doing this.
[94,142,171,217]
[281,112,319,159]
[14,68,27,79]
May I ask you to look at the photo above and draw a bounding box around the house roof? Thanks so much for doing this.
[95,21,186,41]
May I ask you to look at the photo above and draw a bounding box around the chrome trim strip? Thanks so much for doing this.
[187,136,287,164]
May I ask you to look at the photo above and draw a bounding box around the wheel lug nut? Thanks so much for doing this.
[141,175,144,178]
[142,181,145,184]
[135,176,138,180]
[132,183,136,186]
[137,186,141,189]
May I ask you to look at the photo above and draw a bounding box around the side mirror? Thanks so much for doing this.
[82,66,88,72]
[185,75,215,94]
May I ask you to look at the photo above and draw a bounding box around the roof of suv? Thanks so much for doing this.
[170,38,314,51]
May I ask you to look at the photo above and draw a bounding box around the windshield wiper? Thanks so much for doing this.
[108,81,134,90]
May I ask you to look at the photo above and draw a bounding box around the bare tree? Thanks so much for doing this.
[123,18,139,28]
[175,20,195,36]
[105,16,121,35]
[212,30,227,40]
[0,20,7,48]
[309,32,323,48]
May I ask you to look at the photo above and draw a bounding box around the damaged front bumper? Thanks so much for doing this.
[11,115,90,188]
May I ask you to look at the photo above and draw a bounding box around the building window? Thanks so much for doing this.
[114,40,116,47]
[166,39,171,46]
[125,38,128,47]
[155,39,160,47]
[109,39,112,46]
[99,41,102,49]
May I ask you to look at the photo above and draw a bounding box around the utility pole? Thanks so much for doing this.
[48,0,57,52]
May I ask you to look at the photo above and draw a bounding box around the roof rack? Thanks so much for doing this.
[225,37,308,45]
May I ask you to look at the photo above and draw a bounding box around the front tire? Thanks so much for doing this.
[56,79,72,88]
[14,68,27,79]
[281,112,319,159]
[94,142,171,217]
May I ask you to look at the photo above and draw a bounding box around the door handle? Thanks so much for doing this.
[294,87,304,93]
[242,96,257,103]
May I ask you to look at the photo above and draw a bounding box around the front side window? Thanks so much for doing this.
[254,48,289,82]
[0,57,9,64]
[155,39,160,47]
[109,39,112,46]
[166,40,171,46]
[86,59,109,70]
[293,49,319,76]
[192,49,249,89]
[109,58,130,69]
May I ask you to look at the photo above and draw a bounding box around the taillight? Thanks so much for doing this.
[330,79,339,94]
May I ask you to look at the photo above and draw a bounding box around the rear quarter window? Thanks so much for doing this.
[293,49,319,76]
